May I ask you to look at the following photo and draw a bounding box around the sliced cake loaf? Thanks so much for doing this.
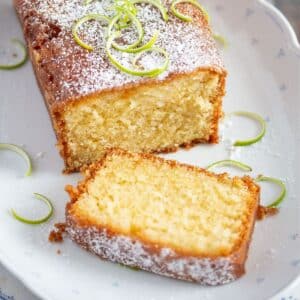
[15,0,226,172]
[65,149,260,285]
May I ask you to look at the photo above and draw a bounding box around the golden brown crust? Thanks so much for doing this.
[66,213,245,284]
[65,149,259,284]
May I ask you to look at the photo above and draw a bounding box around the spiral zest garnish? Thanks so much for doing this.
[170,0,210,22]
[106,33,169,76]
[0,143,32,176]
[83,0,94,5]
[228,111,266,146]
[73,0,170,76]
[0,39,28,70]
[72,14,110,51]
[107,12,144,51]
[206,160,252,172]
[11,193,54,225]
[132,0,169,21]
[74,0,222,75]
[256,175,286,208]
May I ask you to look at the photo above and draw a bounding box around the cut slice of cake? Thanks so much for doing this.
[14,0,226,172]
[65,149,260,285]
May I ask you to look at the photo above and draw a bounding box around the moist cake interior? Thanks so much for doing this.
[62,70,223,170]
[69,151,257,257]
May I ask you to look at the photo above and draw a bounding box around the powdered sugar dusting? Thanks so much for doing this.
[16,0,225,103]
[66,218,237,285]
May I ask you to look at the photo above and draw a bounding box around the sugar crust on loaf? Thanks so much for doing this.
[66,218,238,285]
[14,0,225,104]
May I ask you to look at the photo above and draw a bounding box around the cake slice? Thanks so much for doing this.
[65,149,260,285]
[14,0,226,172]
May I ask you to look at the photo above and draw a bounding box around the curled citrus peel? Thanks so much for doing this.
[0,143,32,176]
[11,193,54,225]
[0,39,28,70]
[132,0,168,21]
[228,111,266,146]
[106,32,168,76]
[72,14,110,51]
[256,175,286,208]
[206,159,252,172]
[170,0,210,22]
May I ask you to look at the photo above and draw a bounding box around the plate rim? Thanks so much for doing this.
[1,0,300,299]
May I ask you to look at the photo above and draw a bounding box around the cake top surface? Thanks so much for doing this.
[16,0,225,105]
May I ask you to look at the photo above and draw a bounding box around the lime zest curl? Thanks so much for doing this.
[132,0,169,21]
[121,30,159,53]
[228,111,267,147]
[11,193,54,225]
[72,14,110,51]
[256,175,286,208]
[108,12,144,51]
[106,33,169,77]
[0,39,28,70]
[170,0,210,22]
[206,160,252,172]
[0,143,32,176]
[83,0,94,5]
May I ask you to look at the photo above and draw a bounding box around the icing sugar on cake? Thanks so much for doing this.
[16,0,224,102]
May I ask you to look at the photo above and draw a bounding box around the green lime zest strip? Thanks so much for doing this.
[213,34,228,48]
[206,159,252,172]
[170,0,210,22]
[11,193,54,225]
[0,39,28,70]
[83,0,94,5]
[131,45,169,75]
[120,30,159,53]
[132,0,169,21]
[108,12,144,51]
[106,33,169,77]
[229,111,266,147]
[255,175,286,208]
[72,14,110,51]
[114,0,138,18]
[0,143,32,176]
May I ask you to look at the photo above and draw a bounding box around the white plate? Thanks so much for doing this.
[0,0,300,299]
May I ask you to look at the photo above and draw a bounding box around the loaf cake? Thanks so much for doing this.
[14,0,226,172]
[65,149,260,285]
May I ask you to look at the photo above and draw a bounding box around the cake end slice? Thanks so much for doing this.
[65,149,259,285]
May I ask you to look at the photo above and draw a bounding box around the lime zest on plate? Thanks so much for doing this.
[0,143,32,176]
[0,39,28,70]
[206,159,252,172]
[11,193,54,225]
[255,175,286,208]
[228,111,266,146]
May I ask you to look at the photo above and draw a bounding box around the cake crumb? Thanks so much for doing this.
[257,206,279,220]
[57,249,61,255]
[49,223,67,243]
